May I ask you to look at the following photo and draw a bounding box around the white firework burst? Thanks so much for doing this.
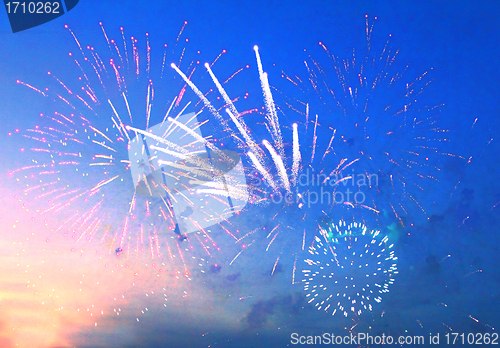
[302,220,398,317]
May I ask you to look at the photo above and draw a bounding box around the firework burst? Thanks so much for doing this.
[277,15,458,225]
[207,45,382,273]
[13,16,451,304]
[301,219,398,318]
[11,22,255,279]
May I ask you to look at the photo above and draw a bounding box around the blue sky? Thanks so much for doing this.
[1,1,499,156]
[0,1,499,347]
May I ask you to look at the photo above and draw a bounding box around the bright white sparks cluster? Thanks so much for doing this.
[302,220,398,317]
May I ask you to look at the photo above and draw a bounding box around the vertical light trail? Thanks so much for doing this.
[310,114,318,163]
[254,45,285,159]
[263,140,290,193]
[291,123,301,186]
[305,103,309,132]
[146,81,153,130]
[271,256,280,276]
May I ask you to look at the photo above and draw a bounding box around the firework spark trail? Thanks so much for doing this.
[194,186,248,202]
[157,160,213,181]
[265,227,281,252]
[64,25,85,57]
[146,33,151,78]
[226,109,264,163]
[146,82,153,129]
[149,145,189,160]
[162,102,193,138]
[108,100,130,141]
[91,175,120,192]
[16,80,47,96]
[154,151,210,176]
[126,125,190,156]
[310,114,318,163]
[89,125,114,144]
[291,123,301,186]
[99,22,111,49]
[167,117,218,152]
[204,63,262,162]
[204,63,240,121]
[253,45,285,160]
[118,27,129,67]
[92,139,117,153]
[262,140,290,193]
[321,129,336,162]
[247,151,277,190]
[132,38,139,76]
[170,63,231,133]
